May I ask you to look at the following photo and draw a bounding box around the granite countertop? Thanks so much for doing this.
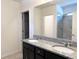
[22,39,77,59]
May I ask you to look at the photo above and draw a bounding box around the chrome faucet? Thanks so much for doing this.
[64,34,75,47]
[64,41,72,47]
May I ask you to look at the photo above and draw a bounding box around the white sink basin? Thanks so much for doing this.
[53,46,74,54]
[28,40,38,42]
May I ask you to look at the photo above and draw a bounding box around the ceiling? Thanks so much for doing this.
[13,0,77,7]
[57,0,77,7]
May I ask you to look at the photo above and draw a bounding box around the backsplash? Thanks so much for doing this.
[33,35,77,47]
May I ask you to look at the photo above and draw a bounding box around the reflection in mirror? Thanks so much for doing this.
[34,4,57,38]
[44,15,54,38]
[56,0,77,40]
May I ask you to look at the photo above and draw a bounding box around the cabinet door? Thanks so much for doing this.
[36,55,44,59]
[27,50,34,59]
[23,47,27,59]
[45,52,69,59]
[23,47,34,59]
[23,42,34,59]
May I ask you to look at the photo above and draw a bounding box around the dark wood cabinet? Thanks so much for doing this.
[23,42,71,59]
[26,50,34,59]
[23,47,27,59]
[23,47,34,59]
[36,55,44,59]
[23,42,34,59]
[35,47,45,59]
[35,47,45,57]
[45,51,69,59]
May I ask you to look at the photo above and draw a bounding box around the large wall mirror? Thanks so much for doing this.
[34,0,77,41]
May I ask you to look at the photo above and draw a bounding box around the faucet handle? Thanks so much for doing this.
[61,42,72,47]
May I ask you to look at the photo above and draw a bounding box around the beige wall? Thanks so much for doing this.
[72,11,77,42]
[1,0,22,57]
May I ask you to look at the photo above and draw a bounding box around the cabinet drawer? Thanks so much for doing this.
[36,47,44,56]
[23,42,34,51]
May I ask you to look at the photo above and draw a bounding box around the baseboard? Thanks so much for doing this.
[1,50,22,58]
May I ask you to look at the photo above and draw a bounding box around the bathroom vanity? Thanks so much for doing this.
[22,40,76,59]
[22,0,77,59]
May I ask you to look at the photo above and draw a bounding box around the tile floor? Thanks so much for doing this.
[2,52,22,59]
